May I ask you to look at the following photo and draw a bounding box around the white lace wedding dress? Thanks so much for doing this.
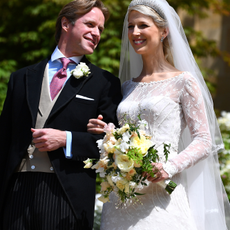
[100,72,212,230]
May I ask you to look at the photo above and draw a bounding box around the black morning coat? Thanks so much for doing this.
[0,56,122,229]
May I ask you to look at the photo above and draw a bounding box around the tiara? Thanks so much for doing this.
[128,0,165,19]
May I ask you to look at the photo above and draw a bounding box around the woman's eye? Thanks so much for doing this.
[128,25,134,29]
[140,24,148,28]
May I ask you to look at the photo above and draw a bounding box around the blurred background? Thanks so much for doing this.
[0,0,230,228]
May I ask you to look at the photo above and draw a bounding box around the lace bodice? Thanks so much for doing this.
[117,72,212,177]
[100,72,213,230]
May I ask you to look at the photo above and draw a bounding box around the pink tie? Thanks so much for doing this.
[50,57,75,100]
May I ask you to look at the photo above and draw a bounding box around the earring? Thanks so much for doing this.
[161,37,164,42]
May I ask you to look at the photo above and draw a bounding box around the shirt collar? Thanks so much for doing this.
[51,46,83,64]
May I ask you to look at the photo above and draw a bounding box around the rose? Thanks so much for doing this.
[115,154,134,172]
[130,134,153,156]
[71,62,90,79]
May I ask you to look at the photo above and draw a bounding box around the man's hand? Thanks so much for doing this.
[87,114,106,134]
[31,128,66,152]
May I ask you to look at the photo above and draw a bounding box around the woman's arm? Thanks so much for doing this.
[162,74,212,178]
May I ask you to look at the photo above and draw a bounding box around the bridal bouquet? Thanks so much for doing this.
[84,116,177,206]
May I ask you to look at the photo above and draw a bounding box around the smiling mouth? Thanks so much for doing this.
[133,40,145,45]
[85,37,96,46]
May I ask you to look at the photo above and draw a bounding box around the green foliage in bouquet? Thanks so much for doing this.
[84,116,177,207]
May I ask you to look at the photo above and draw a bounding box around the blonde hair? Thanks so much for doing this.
[128,5,174,66]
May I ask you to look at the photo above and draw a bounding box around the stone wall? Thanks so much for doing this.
[179,10,230,112]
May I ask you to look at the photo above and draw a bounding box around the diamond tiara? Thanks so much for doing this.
[128,0,165,19]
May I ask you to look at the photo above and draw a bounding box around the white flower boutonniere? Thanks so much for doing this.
[71,62,91,79]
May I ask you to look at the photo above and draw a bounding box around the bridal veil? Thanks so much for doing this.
[118,0,230,229]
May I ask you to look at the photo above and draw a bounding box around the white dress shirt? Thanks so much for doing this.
[49,46,83,158]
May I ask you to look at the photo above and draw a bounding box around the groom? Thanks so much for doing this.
[0,0,122,229]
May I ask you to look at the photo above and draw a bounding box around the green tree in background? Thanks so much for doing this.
[0,0,230,113]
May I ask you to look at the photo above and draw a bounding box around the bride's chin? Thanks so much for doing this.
[132,48,144,54]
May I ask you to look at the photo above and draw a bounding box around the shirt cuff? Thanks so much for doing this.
[63,131,72,159]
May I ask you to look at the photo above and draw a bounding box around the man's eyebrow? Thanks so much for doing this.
[84,19,104,28]
[99,25,105,31]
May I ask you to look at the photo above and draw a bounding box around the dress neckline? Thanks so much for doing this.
[130,71,186,85]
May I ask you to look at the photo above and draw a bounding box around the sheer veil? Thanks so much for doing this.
[118,0,230,229]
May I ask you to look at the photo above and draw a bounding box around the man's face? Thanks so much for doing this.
[62,7,105,56]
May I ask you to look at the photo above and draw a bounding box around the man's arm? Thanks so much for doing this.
[31,128,66,152]
[32,75,122,161]
[70,76,122,161]
[0,74,14,178]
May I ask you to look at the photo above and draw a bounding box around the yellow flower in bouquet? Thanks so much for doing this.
[98,195,110,203]
[83,116,177,206]
[116,124,130,135]
[103,141,116,153]
[115,177,129,193]
[130,134,153,156]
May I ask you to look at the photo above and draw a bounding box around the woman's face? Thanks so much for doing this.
[128,10,163,56]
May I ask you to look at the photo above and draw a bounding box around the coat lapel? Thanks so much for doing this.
[47,56,93,120]
[26,57,50,127]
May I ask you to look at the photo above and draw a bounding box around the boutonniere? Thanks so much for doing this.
[71,62,91,79]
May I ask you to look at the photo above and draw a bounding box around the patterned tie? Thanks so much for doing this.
[50,57,75,100]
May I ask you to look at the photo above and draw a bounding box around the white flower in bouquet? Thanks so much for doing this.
[116,124,130,135]
[137,119,149,131]
[95,167,106,178]
[122,131,131,142]
[119,139,130,153]
[83,158,93,168]
[83,116,177,207]
[115,154,134,172]
[129,181,137,189]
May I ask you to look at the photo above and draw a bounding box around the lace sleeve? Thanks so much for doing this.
[163,74,212,177]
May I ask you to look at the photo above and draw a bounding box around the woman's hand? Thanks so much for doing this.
[146,163,169,183]
[87,115,107,134]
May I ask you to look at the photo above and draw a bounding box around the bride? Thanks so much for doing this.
[88,0,230,229]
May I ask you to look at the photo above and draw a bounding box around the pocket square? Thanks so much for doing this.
[76,94,94,101]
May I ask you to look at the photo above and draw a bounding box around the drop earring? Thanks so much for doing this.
[161,37,164,42]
